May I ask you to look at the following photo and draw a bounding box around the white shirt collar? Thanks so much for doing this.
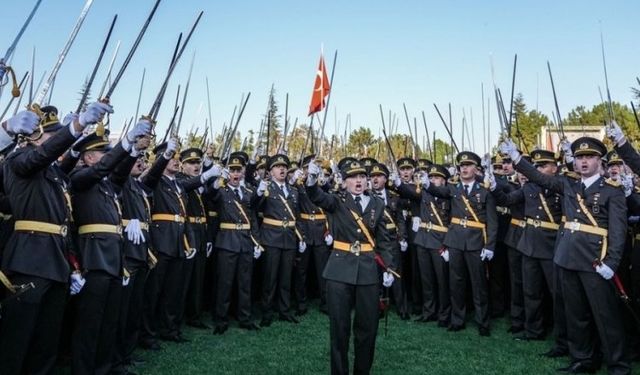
[581,173,600,190]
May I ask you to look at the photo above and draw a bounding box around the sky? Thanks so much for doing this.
[1,0,638,155]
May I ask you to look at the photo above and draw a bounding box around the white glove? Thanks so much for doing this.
[206,242,213,257]
[324,233,333,246]
[127,119,152,142]
[420,171,430,188]
[622,174,634,197]
[203,155,213,168]
[164,138,179,159]
[399,240,408,252]
[487,172,497,191]
[306,160,321,186]
[78,101,113,127]
[5,110,40,135]
[122,275,130,286]
[69,272,86,295]
[289,169,304,186]
[298,241,307,253]
[334,173,343,186]
[124,219,146,245]
[382,272,394,287]
[560,138,573,163]
[186,248,197,260]
[257,179,269,196]
[412,217,421,232]
[221,168,230,181]
[606,121,626,147]
[595,263,614,280]
[498,139,521,163]
[390,171,401,187]
[62,112,79,127]
[201,164,222,183]
[253,245,263,259]
[480,248,494,261]
[440,248,450,262]
[629,216,640,224]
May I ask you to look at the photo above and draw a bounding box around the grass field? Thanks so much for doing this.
[129,302,625,375]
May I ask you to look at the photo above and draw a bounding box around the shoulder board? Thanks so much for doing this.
[388,190,399,197]
[605,178,621,187]
[564,171,580,180]
[634,186,640,194]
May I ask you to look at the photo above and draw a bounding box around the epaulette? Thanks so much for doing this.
[481,181,490,190]
[634,186,640,194]
[605,178,621,188]
[388,190,399,197]
[448,175,459,184]
[564,171,580,180]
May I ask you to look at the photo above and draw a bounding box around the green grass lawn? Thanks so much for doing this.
[131,304,628,375]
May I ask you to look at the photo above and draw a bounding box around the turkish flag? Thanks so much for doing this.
[308,54,331,116]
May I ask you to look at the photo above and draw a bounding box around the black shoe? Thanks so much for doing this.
[279,314,300,324]
[295,307,308,316]
[437,320,449,328]
[556,361,597,373]
[213,323,229,335]
[187,320,211,329]
[507,326,524,334]
[542,347,568,358]
[139,339,161,351]
[239,322,261,331]
[478,327,491,337]
[260,318,273,327]
[514,333,544,341]
[447,324,465,332]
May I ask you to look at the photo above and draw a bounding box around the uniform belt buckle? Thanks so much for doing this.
[532,219,541,228]
[350,241,361,256]
[116,225,123,235]
[174,214,181,222]
[568,222,580,232]
[60,225,68,237]
[459,218,468,228]
[282,219,289,228]
[236,223,243,230]
[426,222,433,230]
[196,217,202,224]
[309,214,315,221]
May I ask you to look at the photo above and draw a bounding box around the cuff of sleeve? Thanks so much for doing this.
[0,126,14,151]
[68,123,82,138]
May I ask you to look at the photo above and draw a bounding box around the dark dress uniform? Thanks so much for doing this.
[209,173,261,332]
[426,152,498,334]
[69,134,133,375]
[515,138,630,374]
[293,177,331,315]
[396,164,451,326]
[0,113,78,375]
[306,165,394,375]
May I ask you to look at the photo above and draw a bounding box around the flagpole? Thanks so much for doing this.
[318,49,337,159]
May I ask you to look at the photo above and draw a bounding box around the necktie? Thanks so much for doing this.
[355,195,363,214]
[233,188,241,200]
[580,182,587,196]
[280,184,288,198]
[464,184,470,196]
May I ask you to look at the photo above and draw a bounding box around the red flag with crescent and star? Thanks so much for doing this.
[308,53,331,116]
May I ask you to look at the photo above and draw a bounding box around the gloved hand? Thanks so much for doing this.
[122,275,130,287]
[298,241,307,253]
[127,119,152,142]
[622,174,634,197]
[253,245,263,259]
[79,101,113,127]
[333,173,343,187]
[419,171,430,188]
[382,272,394,287]
[5,110,40,135]
[595,263,614,280]
[399,240,408,252]
[289,169,304,186]
[390,171,401,187]
[439,248,450,262]
[164,138,179,159]
[124,219,146,245]
[498,139,521,163]
[186,248,197,260]
[606,121,626,147]
[203,155,213,168]
[480,248,494,261]
[306,159,321,186]
[411,217,421,232]
[486,172,497,191]
[560,138,573,163]
[251,146,263,163]
[62,112,79,127]
[201,164,222,183]
[257,179,269,196]
[206,242,213,258]
[221,168,230,181]
[70,272,86,295]
[324,233,333,246]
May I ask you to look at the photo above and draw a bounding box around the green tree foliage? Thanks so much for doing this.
[565,102,639,141]
[511,93,549,151]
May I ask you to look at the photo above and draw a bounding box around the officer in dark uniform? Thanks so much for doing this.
[491,149,563,341]
[252,154,306,326]
[292,155,331,315]
[370,162,409,319]
[179,147,210,329]
[209,154,262,333]
[305,159,395,375]
[0,103,109,375]
[69,120,150,375]
[501,137,630,374]
[423,151,498,336]
[394,164,452,326]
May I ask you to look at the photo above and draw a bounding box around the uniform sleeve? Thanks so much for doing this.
[141,154,170,189]
[375,204,396,270]
[10,127,77,177]
[70,142,129,191]
[426,183,452,199]
[514,157,565,194]
[484,190,499,251]
[615,141,640,176]
[305,183,339,213]
[491,185,524,206]
[396,182,422,201]
[604,188,628,271]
